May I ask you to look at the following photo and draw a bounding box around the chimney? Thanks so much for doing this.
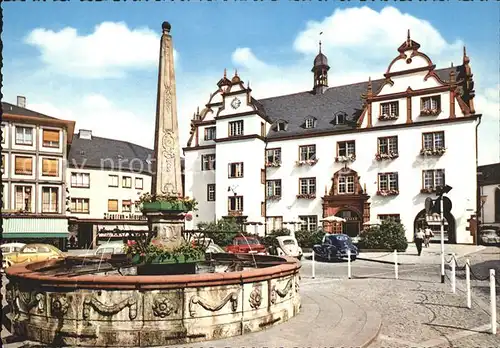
[78,129,92,140]
[17,96,26,108]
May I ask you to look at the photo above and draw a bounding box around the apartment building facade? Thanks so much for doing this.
[1,97,75,249]
[183,34,480,244]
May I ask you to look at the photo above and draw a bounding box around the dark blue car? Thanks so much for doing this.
[312,234,359,261]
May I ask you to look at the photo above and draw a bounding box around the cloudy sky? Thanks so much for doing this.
[3,2,499,165]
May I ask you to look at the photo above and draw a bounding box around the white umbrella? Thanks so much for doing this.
[320,216,346,223]
[363,219,381,226]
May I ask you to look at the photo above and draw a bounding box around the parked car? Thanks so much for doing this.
[274,236,303,260]
[2,243,65,269]
[95,242,126,256]
[205,243,226,254]
[1,242,26,255]
[225,236,267,255]
[479,229,500,246]
[312,234,359,261]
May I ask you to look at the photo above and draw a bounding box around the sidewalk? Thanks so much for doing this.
[357,243,485,265]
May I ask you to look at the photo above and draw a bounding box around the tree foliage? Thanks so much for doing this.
[261,228,291,252]
[197,218,243,246]
[295,228,325,248]
[358,219,408,251]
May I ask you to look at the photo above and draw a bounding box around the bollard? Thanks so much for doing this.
[394,249,399,280]
[490,269,497,335]
[466,259,471,309]
[451,253,456,294]
[312,250,315,279]
[347,249,352,279]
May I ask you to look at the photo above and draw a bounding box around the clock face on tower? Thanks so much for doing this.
[231,97,241,110]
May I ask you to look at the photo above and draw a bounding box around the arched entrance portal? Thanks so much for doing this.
[336,209,362,238]
[413,209,456,244]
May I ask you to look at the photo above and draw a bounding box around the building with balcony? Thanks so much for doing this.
[67,129,185,248]
[183,33,480,244]
[1,97,75,249]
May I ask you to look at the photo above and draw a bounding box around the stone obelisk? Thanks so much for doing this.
[147,21,184,249]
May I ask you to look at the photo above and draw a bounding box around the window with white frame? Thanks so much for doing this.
[338,175,355,194]
[378,214,401,223]
[135,177,143,189]
[299,178,316,195]
[305,118,316,129]
[109,175,119,187]
[299,145,316,161]
[338,141,355,157]
[228,196,243,211]
[228,120,244,137]
[201,154,216,170]
[122,200,132,212]
[299,215,318,232]
[42,187,59,213]
[207,184,216,201]
[228,162,244,178]
[266,180,282,197]
[422,131,445,150]
[378,173,399,191]
[335,112,346,125]
[71,173,90,188]
[204,127,216,140]
[276,121,287,131]
[122,176,132,188]
[423,169,445,190]
[381,101,399,117]
[15,126,33,145]
[1,124,5,144]
[421,96,441,110]
[378,136,398,154]
[15,185,32,211]
[42,129,60,148]
[266,148,281,164]
[266,216,283,232]
[71,198,89,213]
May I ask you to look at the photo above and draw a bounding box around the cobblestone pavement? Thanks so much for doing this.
[2,247,499,348]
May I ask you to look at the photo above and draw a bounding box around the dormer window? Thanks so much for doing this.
[333,112,346,125]
[420,96,441,116]
[305,118,316,129]
[275,121,287,132]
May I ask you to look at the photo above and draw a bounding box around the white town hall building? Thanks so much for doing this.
[183,33,480,244]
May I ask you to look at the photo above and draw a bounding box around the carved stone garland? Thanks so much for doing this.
[10,287,46,318]
[189,292,238,317]
[249,284,263,309]
[270,279,293,305]
[83,294,138,321]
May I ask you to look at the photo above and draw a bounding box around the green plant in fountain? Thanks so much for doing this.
[135,192,198,212]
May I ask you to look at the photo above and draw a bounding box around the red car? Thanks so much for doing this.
[225,236,267,255]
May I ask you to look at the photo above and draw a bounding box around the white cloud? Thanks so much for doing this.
[25,22,178,79]
[29,95,154,149]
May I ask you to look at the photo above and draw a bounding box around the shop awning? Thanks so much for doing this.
[2,218,69,239]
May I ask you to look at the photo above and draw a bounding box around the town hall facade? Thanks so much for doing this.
[183,33,480,244]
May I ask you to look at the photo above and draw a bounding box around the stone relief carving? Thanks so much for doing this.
[152,296,177,318]
[189,292,238,317]
[83,294,138,321]
[11,288,45,316]
[270,279,293,305]
[51,295,69,317]
[158,225,179,243]
[249,284,263,309]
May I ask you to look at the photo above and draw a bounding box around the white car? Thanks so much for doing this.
[80,242,125,257]
[276,236,303,260]
[1,243,26,255]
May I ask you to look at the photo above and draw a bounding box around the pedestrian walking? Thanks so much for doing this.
[424,226,433,247]
[415,228,425,256]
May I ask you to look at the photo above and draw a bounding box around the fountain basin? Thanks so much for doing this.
[5,253,301,347]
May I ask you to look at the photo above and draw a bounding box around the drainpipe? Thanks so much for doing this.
[475,115,482,245]
[264,138,268,236]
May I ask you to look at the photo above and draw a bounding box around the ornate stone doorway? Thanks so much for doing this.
[322,167,370,236]
[413,209,456,244]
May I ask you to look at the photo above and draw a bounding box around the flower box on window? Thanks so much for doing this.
[335,154,356,163]
[378,113,399,121]
[295,159,319,166]
[420,187,437,194]
[420,108,441,116]
[228,210,243,217]
[420,147,446,156]
[265,161,282,167]
[375,152,399,161]
[296,193,316,199]
[267,195,281,201]
[376,190,399,196]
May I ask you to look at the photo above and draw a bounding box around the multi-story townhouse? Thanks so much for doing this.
[66,129,185,248]
[478,162,500,229]
[183,33,480,244]
[1,97,75,250]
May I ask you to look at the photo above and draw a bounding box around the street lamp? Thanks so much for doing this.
[436,184,452,284]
